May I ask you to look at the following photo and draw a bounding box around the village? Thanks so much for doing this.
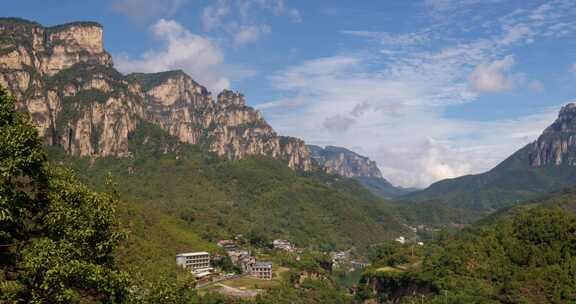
[175,234,422,298]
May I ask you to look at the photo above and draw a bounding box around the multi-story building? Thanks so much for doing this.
[217,240,238,252]
[176,252,211,272]
[250,261,272,280]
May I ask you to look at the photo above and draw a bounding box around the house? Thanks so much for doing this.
[395,236,406,244]
[228,249,250,264]
[250,261,273,280]
[176,252,213,278]
[272,239,295,252]
[238,253,256,273]
[330,250,351,269]
[217,240,238,252]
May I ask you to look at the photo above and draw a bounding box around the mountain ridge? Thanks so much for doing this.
[0,17,312,170]
[402,102,576,223]
[307,144,414,198]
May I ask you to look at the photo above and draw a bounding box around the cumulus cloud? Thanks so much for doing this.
[115,19,229,94]
[112,0,187,22]
[468,56,519,93]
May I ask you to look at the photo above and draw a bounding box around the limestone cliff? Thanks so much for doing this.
[529,103,576,167]
[308,145,413,198]
[0,18,311,170]
[308,145,383,178]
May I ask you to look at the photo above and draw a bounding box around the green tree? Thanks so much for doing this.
[0,87,129,303]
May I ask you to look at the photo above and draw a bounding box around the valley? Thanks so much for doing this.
[1,12,576,304]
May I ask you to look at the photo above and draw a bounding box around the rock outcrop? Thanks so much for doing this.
[308,145,412,198]
[308,145,383,178]
[0,18,312,170]
[529,103,576,167]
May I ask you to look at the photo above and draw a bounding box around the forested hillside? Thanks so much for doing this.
[358,188,576,303]
[45,121,407,281]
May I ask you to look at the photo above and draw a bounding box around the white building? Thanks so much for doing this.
[250,261,272,280]
[395,236,406,244]
[272,239,295,252]
[176,252,213,278]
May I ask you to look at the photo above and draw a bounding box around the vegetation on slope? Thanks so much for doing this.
[0,87,130,302]
[400,144,576,225]
[46,121,407,282]
[358,191,576,303]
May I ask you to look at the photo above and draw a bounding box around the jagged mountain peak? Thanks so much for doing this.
[529,102,576,167]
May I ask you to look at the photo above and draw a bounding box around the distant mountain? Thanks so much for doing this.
[308,145,414,198]
[402,102,576,222]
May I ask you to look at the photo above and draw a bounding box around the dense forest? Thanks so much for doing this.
[357,200,576,303]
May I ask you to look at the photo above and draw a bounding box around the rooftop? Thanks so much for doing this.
[176,251,210,257]
[254,261,272,267]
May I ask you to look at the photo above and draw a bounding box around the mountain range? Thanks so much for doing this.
[0,17,409,193]
[4,17,576,233]
[0,18,410,272]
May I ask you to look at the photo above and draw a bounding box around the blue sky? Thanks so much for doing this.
[5,0,576,187]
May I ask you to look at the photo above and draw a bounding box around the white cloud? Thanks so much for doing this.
[261,1,576,188]
[115,19,230,94]
[499,24,534,45]
[571,63,576,74]
[256,96,307,110]
[112,0,187,22]
[234,25,271,46]
[201,0,301,46]
[201,0,230,31]
[424,0,506,14]
[341,31,430,46]
[468,55,519,93]
[323,115,356,133]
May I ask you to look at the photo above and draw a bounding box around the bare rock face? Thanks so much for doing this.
[529,103,576,167]
[130,71,312,170]
[0,18,312,170]
[308,145,383,178]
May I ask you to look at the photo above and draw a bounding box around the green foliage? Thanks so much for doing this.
[254,280,351,304]
[402,144,576,225]
[360,203,576,303]
[50,124,406,261]
[0,86,129,303]
[126,70,201,92]
[368,241,420,268]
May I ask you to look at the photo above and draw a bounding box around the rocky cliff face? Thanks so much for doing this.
[0,18,311,170]
[308,145,383,178]
[529,103,576,167]
[308,145,413,198]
